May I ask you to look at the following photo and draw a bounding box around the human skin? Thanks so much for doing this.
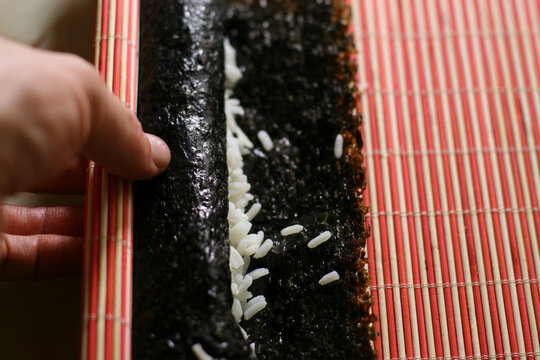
[0,37,171,280]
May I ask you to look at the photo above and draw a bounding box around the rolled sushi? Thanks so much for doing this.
[133,0,253,358]
[134,0,375,359]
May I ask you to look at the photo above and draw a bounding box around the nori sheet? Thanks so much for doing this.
[133,1,253,359]
[225,1,376,358]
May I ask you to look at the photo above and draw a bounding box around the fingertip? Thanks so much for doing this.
[146,133,171,172]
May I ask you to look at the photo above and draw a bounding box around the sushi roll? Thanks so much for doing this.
[133,0,253,359]
[134,0,375,359]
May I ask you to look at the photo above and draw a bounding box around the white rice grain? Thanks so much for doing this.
[319,271,340,285]
[237,274,253,295]
[241,255,251,275]
[254,239,273,259]
[243,295,267,320]
[248,268,270,280]
[225,64,242,86]
[235,197,250,209]
[232,299,243,322]
[281,224,304,236]
[256,230,264,244]
[334,134,343,159]
[245,231,264,255]
[245,243,261,256]
[236,291,253,301]
[229,181,251,193]
[234,273,244,284]
[307,231,332,248]
[239,326,249,340]
[230,222,252,246]
[225,38,269,328]
[192,343,214,360]
[228,203,248,223]
[224,38,242,87]
[257,130,274,151]
[237,234,259,255]
[246,202,262,220]
[226,97,240,106]
[224,38,237,66]
[229,247,244,270]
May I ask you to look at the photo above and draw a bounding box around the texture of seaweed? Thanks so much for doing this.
[133,1,253,358]
[225,1,376,358]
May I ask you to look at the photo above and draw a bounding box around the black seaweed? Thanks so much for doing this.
[134,1,253,359]
[225,1,375,359]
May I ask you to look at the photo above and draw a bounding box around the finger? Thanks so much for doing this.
[0,43,170,197]
[79,66,170,179]
[0,205,84,236]
[31,155,86,194]
[0,233,82,280]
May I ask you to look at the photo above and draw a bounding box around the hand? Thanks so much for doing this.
[0,37,171,280]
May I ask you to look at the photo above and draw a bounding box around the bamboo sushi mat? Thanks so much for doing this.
[351,1,540,359]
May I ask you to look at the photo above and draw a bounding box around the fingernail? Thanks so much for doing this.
[146,134,171,170]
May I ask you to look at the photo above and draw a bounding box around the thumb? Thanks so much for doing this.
[0,40,171,197]
[79,68,170,180]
